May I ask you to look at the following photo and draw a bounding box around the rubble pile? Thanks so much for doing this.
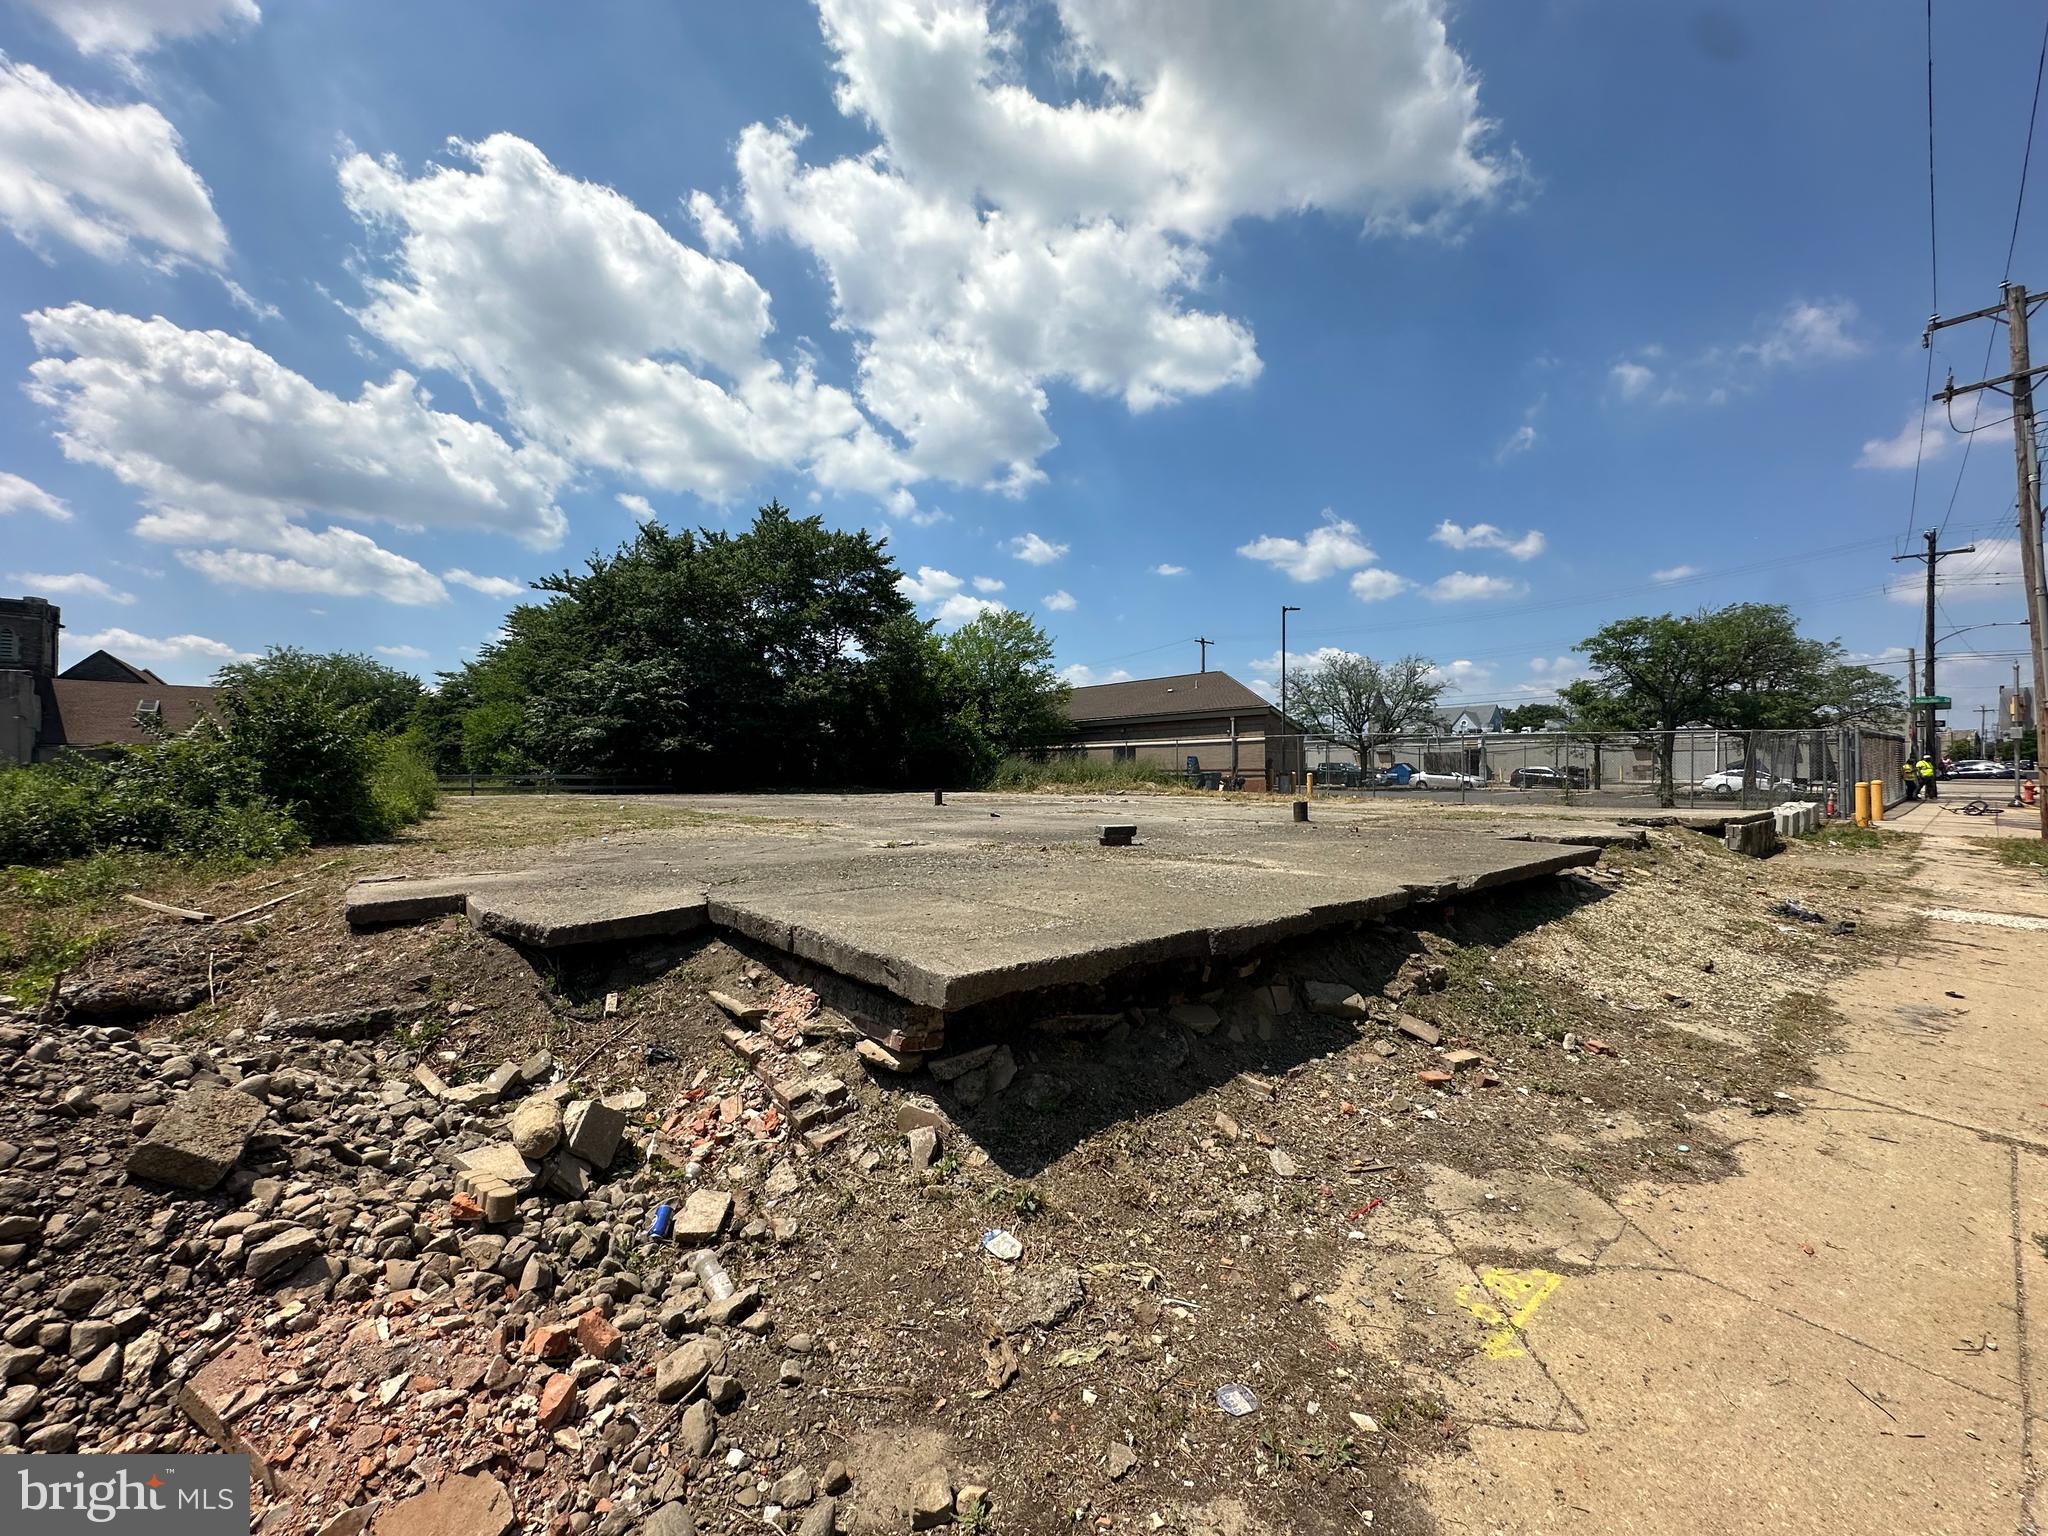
[0,1009,868,1536]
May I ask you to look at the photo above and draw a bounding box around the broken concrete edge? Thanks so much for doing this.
[347,846,1602,1014]
[468,888,708,949]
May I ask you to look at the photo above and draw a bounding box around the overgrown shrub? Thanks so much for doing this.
[0,728,306,867]
[370,734,439,831]
[0,647,435,869]
[983,754,1184,792]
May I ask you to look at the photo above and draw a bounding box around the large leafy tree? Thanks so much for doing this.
[432,501,1070,790]
[1290,652,1444,768]
[1560,604,1903,805]
[937,609,1070,778]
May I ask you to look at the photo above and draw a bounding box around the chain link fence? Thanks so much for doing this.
[1280,725,1905,812]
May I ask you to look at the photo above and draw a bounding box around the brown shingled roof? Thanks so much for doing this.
[45,679,219,751]
[1065,670,1272,723]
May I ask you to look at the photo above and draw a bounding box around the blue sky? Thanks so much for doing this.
[1,1,2043,736]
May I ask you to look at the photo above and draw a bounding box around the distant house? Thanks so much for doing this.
[1057,671,1306,790]
[1430,704,1506,735]
[0,596,218,767]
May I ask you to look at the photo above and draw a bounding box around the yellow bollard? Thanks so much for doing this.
[1853,779,1871,827]
[1305,771,1315,797]
[1868,781,1883,823]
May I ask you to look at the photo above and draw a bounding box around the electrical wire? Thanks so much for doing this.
[1937,7,2048,536]
[2006,5,2048,281]
[1909,0,1940,546]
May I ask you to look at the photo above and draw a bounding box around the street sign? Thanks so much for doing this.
[1910,695,1952,707]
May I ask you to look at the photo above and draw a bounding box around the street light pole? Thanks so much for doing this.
[1280,606,1301,722]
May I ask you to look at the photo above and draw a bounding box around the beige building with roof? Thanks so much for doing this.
[1056,670,1306,791]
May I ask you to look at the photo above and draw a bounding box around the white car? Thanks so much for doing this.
[1410,769,1482,790]
[1699,769,1777,796]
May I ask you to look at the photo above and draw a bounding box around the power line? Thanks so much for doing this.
[1936,8,2048,537]
[1909,0,1940,545]
[2006,6,2048,280]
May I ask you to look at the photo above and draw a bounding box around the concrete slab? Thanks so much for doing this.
[1496,823,1650,849]
[468,882,708,948]
[345,792,1599,1014]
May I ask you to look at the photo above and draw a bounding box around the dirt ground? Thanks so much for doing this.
[1,792,1990,1534]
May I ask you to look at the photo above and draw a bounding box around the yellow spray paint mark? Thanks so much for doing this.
[1454,1266,1564,1359]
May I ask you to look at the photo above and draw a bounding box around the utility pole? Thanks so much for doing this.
[1279,606,1301,723]
[1892,529,1974,798]
[1906,645,1917,757]
[1978,704,1992,757]
[1929,282,2048,837]
[1195,637,1213,674]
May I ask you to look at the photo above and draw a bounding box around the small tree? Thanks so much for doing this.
[1290,652,1444,771]
[1558,616,1721,807]
[937,609,1070,780]
[1561,605,1905,805]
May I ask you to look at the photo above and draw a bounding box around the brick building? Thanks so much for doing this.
[1056,671,1305,790]
[0,596,218,766]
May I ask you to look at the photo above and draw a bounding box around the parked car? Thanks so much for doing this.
[1699,768,1779,796]
[1507,765,1590,789]
[1410,768,1483,790]
[1948,759,2017,779]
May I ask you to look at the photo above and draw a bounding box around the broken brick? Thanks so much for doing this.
[524,1323,576,1361]
[575,1309,622,1362]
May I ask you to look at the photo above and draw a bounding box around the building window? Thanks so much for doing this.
[0,627,18,664]
[1112,745,1137,762]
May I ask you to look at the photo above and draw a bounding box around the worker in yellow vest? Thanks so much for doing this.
[1916,756,1937,801]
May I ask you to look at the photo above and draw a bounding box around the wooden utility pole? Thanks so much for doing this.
[1892,528,1975,799]
[1906,645,1917,756]
[1929,281,2048,836]
[1195,637,1213,674]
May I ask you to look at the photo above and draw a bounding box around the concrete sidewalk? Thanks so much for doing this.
[1413,812,2048,1533]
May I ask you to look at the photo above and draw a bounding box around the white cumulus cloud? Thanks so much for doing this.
[377,644,429,660]
[341,134,913,507]
[178,533,445,605]
[0,59,228,269]
[686,189,742,255]
[1743,298,1863,368]
[1427,570,1523,601]
[1858,404,1953,472]
[68,625,253,666]
[0,470,71,519]
[1609,359,1656,400]
[1237,512,1379,582]
[971,575,1005,593]
[1650,563,1699,582]
[1429,520,1545,560]
[617,492,657,522]
[23,304,570,605]
[1005,531,1068,565]
[1042,589,1076,611]
[8,569,133,603]
[898,564,1006,628]
[1060,662,1131,686]
[736,0,1516,493]
[14,0,259,57]
[1348,568,1413,602]
[1152,563,1187,577]
[444,568,525,598]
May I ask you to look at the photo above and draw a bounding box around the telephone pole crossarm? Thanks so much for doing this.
[1932,361,2048,403]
